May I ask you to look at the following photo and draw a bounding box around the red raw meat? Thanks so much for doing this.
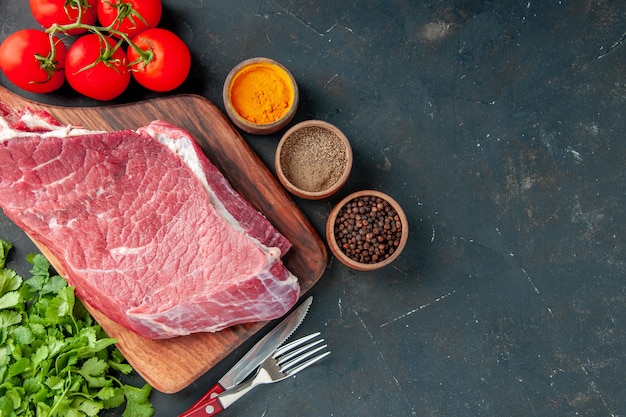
[0,104,300,339]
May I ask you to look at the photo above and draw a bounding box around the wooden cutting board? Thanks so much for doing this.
[0,85,328,394]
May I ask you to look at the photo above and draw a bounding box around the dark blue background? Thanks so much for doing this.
[1,1,624,416]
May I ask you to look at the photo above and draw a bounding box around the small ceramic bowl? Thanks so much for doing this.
[275,120,353,200]
[223,57,299,135]
[326,190,408,271]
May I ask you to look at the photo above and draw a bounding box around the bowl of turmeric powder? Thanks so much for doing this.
[223,57,299,135]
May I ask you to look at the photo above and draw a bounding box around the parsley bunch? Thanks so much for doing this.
[0,238,154,417]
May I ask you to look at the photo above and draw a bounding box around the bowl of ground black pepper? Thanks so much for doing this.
[326,190,408,271]
[276,120,353,199]
[223,57,299,135]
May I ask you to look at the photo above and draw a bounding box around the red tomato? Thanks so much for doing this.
[0,29,66,94]
[97,0,162,39]
[127,28,191,92]
[30,0,98,35]
[65,34,130,100]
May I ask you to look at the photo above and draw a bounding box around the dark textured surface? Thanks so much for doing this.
[1,1,625,416]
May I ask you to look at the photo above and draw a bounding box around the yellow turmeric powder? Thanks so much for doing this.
[229,62,294,124]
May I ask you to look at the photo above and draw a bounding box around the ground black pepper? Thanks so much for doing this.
[333,195,403,264]
[279,126,347,192]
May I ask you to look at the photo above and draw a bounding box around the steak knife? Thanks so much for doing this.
[183,296,313,414]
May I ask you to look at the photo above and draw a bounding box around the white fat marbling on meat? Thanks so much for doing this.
[0,123,104,142]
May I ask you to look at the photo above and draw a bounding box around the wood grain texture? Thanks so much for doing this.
[0,86,327,393]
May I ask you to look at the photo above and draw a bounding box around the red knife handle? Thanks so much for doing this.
[185,383,225,413]
[179,396,224,417]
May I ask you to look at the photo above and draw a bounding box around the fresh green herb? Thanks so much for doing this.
[0,238,154,417]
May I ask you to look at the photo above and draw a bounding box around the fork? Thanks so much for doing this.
[179,332,331,417]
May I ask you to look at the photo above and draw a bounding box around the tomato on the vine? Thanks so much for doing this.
[127,28,191,92]
[97,0,162,39]
[65,34,130,100]
[0,29,67,94]
[30,0,98,35]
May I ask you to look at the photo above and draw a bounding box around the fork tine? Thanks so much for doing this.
[280,342,328,372]
[276,338,324,365]
[274,332,320,357]
[283,350,331,377]
[275,332,330,375]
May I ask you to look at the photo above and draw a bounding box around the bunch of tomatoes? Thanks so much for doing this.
[0,0,191,101]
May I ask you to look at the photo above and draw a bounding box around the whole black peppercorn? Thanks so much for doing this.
[333,195,404,264]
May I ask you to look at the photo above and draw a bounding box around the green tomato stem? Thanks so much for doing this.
[44,0,155,74]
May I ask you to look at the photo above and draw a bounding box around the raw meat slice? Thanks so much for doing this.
[0,103,300,339]
[138,120,292,255]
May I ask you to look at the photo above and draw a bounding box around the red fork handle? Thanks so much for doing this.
[179,395,224,417]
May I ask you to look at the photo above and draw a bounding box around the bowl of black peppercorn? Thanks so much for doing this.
[326,190,408,271]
